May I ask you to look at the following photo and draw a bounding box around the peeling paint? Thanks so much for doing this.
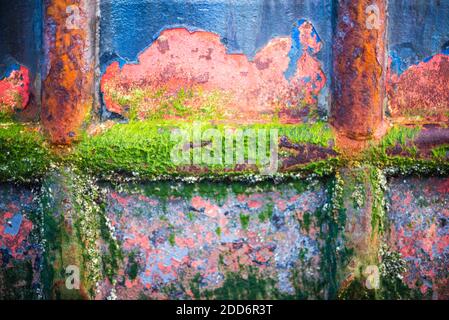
[0,66,30,115]
[0,184,42,299]
[388,177,449,299]
[96,180,328,299]
[101,22,326,123]
[387,54,449,123]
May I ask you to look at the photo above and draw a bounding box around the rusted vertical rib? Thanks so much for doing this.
[43,0,96,145]
[332,0,387,141]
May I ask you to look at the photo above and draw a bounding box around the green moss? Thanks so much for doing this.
[38,168,120,299]
[69,170,106,297]
[71,120,336,180]
[292,158,342,177]
[258,203,274,223]
[210,271,274,300]
[300,211,312,232]
[198,268,282,300]
[379,125,421,152]
[339,246,420,300]
[0,260,36,300]
[239,213,250,230]
[186,211,196,221]
[190,273,202,300]
[99,204,123,282]
[168,232,176,246]
[72,120,177,179]
[0,123,51,182]
[364,124,448,177]
[338,279,377,300]
[315,173,348,299]
[431,144,449,160]
[381,157,449,176]
[0,110,13,123]
[378,245,416,300]
[39,173,85,300]
[369,167,387,234]
[189,265,324,300]
[364,125,422,168]
[252,121,334,147]
[107,87,226,122]
[127,252,139,281]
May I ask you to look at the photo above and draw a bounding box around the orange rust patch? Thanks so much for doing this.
[332,0,387,141]
[42,0,95,145]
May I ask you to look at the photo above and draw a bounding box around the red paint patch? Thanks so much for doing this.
[0,66,30,114]
[0,212,33,262]
[247,200,263,209]
[388,54,449,123]
[101,26,326,123]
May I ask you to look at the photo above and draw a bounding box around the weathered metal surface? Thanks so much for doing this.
[0,0,42,78]
[1,0,449,302]
[0,66,30,114]
[332,0,387,140]
[42,0,96,144]
[387,176,449,299]
[387,125,449,160]
[101,23,326,123]
[387,0,449,124]
[0,0,42,118]
[95,180,330,299]
[99,0,334,122]
[387,54,449,124]
[0,184,42,300]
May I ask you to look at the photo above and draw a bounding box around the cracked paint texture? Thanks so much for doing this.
[101,22,326,123]
[388,177,449,299]
[96,181,328,300]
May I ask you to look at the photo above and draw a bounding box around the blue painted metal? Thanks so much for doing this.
[285,19,322,80]
[4,214,23,236]
[0,0,42,78]
[388,0,449,74]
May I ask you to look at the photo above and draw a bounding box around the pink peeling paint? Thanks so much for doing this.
[388,177,449,299]
[96,181,327,300]
[387,54,449,123]
[101,24,326,123]
[0,66,30,114]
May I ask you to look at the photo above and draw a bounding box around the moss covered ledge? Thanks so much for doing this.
[69,120,340,181]
[365,124,449,176]
[0,122,52,183]
[1,121,448,184]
